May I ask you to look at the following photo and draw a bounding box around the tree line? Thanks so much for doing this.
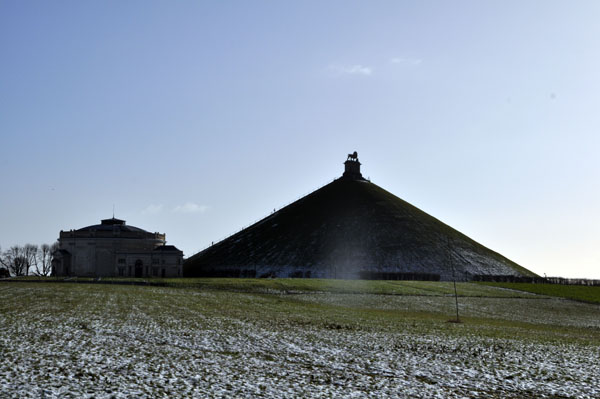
[0,243,58,277]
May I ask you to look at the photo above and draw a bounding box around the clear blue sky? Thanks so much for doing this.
[1,1,599,278]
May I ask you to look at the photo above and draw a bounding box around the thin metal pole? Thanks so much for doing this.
[452,276,460,322]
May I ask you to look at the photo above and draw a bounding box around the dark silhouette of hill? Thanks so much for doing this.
[185,155,535,280]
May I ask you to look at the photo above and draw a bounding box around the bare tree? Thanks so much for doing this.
[0,245,8,277]
[23,244,39,277]
[0,245,12,274]
[34,243,55,276]
[1,246,29,276]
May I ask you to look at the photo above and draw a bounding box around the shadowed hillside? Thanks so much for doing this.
[185,157,535,280]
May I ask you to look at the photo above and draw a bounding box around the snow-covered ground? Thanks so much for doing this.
[0,283,598,398]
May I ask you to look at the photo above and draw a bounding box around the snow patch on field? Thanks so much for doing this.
[0,285,598,398]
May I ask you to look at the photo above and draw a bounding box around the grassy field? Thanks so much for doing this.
[8,276,547,297]
[478,282,600,304]
[1,280,598,398]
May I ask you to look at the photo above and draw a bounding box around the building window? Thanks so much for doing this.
[152,258,159,265]
[118,258,126,264]
[161,259,165,265]
[118,267,124,276]
[152,267,158,277]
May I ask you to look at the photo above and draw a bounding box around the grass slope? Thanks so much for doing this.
[479,282,600,304]
[186,178,535,279]
[10,276,542,297]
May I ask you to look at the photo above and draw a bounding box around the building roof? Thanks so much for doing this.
[101,217,126,225]
[153,245,182,252]
[76,217,149,233]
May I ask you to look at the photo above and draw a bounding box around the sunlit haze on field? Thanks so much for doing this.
[1,1,599,278]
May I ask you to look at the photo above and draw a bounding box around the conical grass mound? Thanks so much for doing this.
[185,158,535,281]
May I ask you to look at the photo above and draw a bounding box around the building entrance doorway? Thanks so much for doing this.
[135,260,143,277]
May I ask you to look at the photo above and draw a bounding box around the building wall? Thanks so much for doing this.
[55,230,182,277]
[115,252,182,278]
